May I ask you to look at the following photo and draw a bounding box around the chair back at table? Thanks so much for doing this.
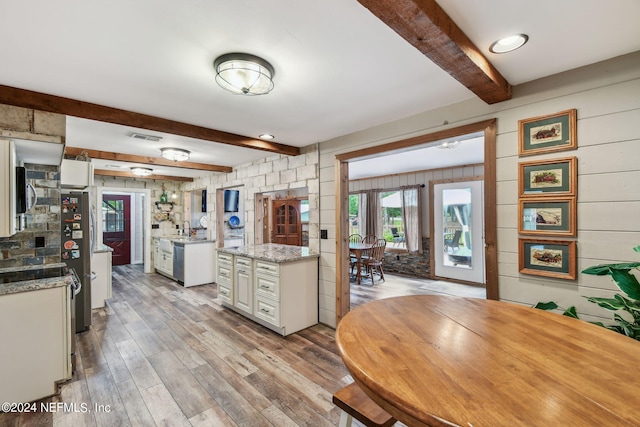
[362,235,377,245]
[349,234,363,244]
[365,239,387,282]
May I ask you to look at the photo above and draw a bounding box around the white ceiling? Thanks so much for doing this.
[1,0,639,179]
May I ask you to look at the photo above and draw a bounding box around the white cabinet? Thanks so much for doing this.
[0,138,17,237]
[234,256,253,314]
[0,285,71,403]
[181,242,216,287]
[60,159,94,189]
[154,239,173,277]
[216,249,318,336]
[217,252,233,304]
[91,250,112,309]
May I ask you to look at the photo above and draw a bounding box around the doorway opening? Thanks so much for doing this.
[335,119,498,323]
[96,187,152,272]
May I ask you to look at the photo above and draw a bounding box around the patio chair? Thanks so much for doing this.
[444,229,462,252]
[390,227,404,246]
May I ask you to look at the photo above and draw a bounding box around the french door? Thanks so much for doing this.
[433,180,485,284]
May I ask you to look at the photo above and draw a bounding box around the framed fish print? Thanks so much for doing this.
[519,157,577,197]
[519,238,576,280]
[518,197,577,237]
[518,109,577,156]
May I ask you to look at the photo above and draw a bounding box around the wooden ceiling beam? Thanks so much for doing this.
[356,0,512,104]
[94,169,194,182]
[0,84,300,156]
[64,146,232,173]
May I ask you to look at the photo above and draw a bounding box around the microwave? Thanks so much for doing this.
[16,166,26,214]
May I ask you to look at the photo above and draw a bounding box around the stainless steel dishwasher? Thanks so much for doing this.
[173,242,185,283]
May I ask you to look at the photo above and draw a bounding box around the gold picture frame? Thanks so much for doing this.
[518,157,577,198]
[519,109,577,156]
[518,197,577,237]
[519,238,577,280]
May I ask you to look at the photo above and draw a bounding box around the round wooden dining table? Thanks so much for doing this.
[335,295,640,427]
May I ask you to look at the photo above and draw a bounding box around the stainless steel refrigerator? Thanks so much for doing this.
[61,191,95,333]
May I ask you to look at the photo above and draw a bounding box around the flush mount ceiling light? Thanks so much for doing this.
[130,167,154,177]
[259,134,275,140]
[489,34,529,53]
[161,147,190,162]
[437,140,461,149]
[214,53,275,95]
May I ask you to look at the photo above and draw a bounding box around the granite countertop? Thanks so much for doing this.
[217,244,320,263]
[154,236,216,245]
[0,263,71,296]
[94,244,113,253]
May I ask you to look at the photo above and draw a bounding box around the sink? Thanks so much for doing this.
[159,238,173,252]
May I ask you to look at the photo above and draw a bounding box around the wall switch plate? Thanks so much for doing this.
[320,229,328,239]
[35,236,45,248]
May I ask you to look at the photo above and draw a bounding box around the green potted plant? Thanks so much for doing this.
[534,245,640,341]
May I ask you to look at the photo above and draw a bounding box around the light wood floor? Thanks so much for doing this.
[1,265,356,427]
[1,266,480,427]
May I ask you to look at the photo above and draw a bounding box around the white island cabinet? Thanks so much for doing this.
[91,245,113,309]
[216,244,319,336]
[0,279,71,403]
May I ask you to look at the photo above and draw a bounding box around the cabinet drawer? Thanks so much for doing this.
[235,256,252,269]
[255,274,279,300]
[255,261,279,277]
[217,265,233,282]
[255,297,280,327]
[218,282,233,304]
[218,252,233,265]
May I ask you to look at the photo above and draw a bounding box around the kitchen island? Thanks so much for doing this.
[0,264,73,404]
[216,244,319,336]
[153,236,216,287]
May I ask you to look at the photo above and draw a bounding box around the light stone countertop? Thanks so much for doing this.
[154,236,216,245]
[217,244,319,263]
[94,244,113,253]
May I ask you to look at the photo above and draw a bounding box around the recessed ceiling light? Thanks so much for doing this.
[259,134,275,140]
[489,34,529,54]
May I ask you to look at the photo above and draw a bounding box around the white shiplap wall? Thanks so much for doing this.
[318,52,640,328]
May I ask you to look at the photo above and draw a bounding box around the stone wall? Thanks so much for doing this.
[0,163,61,268]
[0,104,65,268]
[383,237,431,278]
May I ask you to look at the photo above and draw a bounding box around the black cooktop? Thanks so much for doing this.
[0,265,70,284]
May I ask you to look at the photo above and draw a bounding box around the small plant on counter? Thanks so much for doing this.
[534,245,640,341]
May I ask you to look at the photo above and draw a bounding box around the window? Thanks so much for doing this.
[102,200,125,232]
[381,191,406,249]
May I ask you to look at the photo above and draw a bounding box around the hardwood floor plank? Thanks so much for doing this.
[154,327,208,370]
[197,349,273,412]
[83,364,130,427]
[191,362,273,426]
[138,383,191,427]
[114,378,156,427]
[92,329,133,384]
[51,380,96,427]
[188,406,238,427]
[115,339,162,391]
[243,348,335,414]
[123,320,169,357]
[147,350,217,419]
[76,329,107,369]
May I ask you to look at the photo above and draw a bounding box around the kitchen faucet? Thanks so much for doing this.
[183,220,190,237]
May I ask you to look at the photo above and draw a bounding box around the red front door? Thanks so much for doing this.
[102,194,131,266]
